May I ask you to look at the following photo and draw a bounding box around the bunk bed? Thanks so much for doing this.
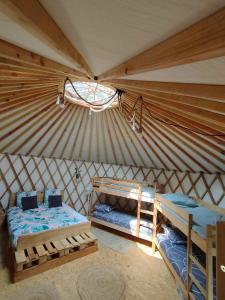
[152,193,225,300]
[89,177,162,241]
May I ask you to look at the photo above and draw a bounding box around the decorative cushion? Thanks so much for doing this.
[17,191,37,209]
[48,195,62,208]
[21,196,38,211]
[163,193,199,207]
[44,188,61,206]
[95,204,113,213]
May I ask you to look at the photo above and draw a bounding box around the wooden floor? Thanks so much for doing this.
[0,226,178,300]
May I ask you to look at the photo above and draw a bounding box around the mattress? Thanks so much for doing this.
[92,209,152,238]
[157,226,216,300]
[7,203,88,248]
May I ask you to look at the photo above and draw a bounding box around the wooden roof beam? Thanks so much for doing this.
[99,7,225,80]
[0,0,93,77]
[0,39,88,79]
[106,79,225,102]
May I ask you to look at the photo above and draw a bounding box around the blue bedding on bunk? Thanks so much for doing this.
[92,209,152,237]
[157,226,216,300]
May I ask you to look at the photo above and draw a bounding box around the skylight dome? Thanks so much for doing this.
[65,81,118,111]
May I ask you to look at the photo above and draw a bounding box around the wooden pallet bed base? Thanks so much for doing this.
[12,231,98,283]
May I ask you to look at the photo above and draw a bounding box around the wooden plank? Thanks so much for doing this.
[106,79,225,102]
[13,245,98,283]
[15,250,27,264]
[44,242,57,255]
[27,247,38,261]
[189,274,206,298]
[190,255,206,276]
[67,237,80,248]
[217,222,225,300]
[0,39,86,78]
[52,241,64,252]
[99,7,225,79]
[35,245,47,257]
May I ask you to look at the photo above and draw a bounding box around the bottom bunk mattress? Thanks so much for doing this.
[157,225,216,300]
[92,209,152,238]
[7,203,89,248]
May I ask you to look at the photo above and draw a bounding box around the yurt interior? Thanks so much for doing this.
[0,1,225,299]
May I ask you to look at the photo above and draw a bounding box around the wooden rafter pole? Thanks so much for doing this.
[0,0,93,77]
[99,7,225,80]
[0,39,88,79]
[105,79,225,102]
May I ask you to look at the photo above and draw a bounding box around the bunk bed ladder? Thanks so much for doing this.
[136,185,153,239]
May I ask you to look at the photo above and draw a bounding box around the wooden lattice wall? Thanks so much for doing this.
[0,153,224,214]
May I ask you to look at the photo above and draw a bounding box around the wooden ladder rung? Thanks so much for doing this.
[189,274,206,298]
[189,254,206,275]
[140,209,154,216]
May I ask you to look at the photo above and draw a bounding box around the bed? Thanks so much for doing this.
[157,225,216,300]
[153,193,225,300]
[7,203,89,249]
[89,177,160,241]
[8,191,91,250]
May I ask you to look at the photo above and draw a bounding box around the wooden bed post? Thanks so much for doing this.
[136,183,142,238]
[217,221,225,300]
[187,214,193,300]
[152,195,158,253]
[206,225,214,300]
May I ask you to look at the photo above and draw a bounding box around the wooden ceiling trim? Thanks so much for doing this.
[146,115,222,172]
[51,106,81,159]
[123,99,198,171]
[99,7,225,80]
[139,101,225,148]
[110,109,137,166]
[121,86,225,115]
[25,104,73,156]
[117,108,157,168]
[60,106,81,159]
[69,107,86,160]
[157,120,225,166]
[0,101,56,153]
[112,108,147,168]
[40,105,77,158]
[0,39,87,78]
[0,85,57,101]
[108,79,225,102]
[125,90,225,131]
[0,97,55,143]
[123,91,225,140]
[106,109,128,165]
[0,82,59,95]
[0,88,56,115]
[104,110,118,165]
[0,0,92,77]
[76,108,90,161]
[1,93,55,129]
[122,101,171,170]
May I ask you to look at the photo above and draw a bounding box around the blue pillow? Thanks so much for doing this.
[163,193,198,207]
[95,204,113,213]
[191,207,224,227]
[44,188,61,206]
[17,190,37,209]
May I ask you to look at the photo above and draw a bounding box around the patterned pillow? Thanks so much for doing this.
[95,204,113,213]
[44,188,61,206]
[17,191,37,209]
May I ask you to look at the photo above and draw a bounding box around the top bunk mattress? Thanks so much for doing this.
[7,203,88,248]
[158,193,225,238]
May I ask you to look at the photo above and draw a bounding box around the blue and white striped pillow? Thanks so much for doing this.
[44,188,61,207]
[17,191,37,209]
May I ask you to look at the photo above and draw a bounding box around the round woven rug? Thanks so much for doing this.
[77,265,126,300]
[9,283,61,300]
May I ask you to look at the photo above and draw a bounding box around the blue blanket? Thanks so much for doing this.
[92,209,152,238]
[157,226,216,300]
[7,203,88,248]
